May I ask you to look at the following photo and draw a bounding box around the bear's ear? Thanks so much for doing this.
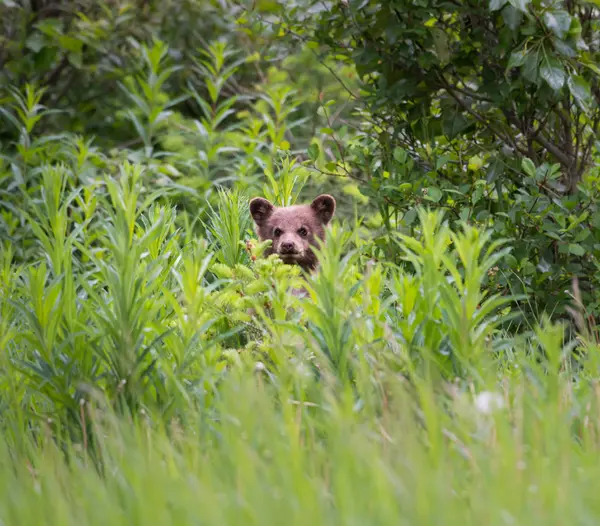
[250,197,275,226]
[310,194,336,225]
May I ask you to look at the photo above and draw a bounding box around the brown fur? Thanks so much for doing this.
[249,194,336,272]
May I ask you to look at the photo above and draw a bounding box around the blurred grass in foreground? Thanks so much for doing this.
[1,346,600,526]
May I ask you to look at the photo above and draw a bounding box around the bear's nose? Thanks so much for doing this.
[280,242,296,253]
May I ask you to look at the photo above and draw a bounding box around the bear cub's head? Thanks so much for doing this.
[249,194,336,272]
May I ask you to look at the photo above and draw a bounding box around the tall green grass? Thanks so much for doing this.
[1,353,600,525]
[2,160,599,524]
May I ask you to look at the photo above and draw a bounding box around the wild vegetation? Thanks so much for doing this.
[0,0,600,524]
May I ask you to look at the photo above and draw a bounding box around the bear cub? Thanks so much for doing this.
[249,194,336,272]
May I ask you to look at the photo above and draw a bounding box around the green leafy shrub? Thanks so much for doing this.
[271,0,600,320]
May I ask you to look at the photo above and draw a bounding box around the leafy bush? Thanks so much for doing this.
[271,0,600,320]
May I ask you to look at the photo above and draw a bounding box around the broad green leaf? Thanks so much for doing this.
[568,243,585,256]
[394,147,408,164]
[424,186,443,202]
[568,17,583,37]
[521,158,536,177]
[502,6,523,30]
[581,59,600,77]
[575,229,591,243]
[544,10,571,39]
[58,35,83,54]
[308,143,320,161]
[523,48,540,82]
[540,56,565,90]
[468,156,483,171]
[442,110,471,139]
[567,74,592,110]
[507,49,526,70]
[505,254,518,268]
[508,0,530,13]
[431,27,450,64]
[436,155,451,170]
[25,33,45,52]
[490,0,508,10]
[552,38,576,58]
[342,183,368,203]
[68,52,82,68]
[403,208,417,225]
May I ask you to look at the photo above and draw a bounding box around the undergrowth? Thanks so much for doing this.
[1,18,599,525]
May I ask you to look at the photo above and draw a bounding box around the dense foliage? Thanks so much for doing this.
[273,0,600,317]
[1,1,600,524]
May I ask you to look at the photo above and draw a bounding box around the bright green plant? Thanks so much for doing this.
[387,209,517,379]
[262,155,310,207]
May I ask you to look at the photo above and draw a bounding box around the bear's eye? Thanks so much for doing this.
[298,227,308,237]
[273,228,282,237]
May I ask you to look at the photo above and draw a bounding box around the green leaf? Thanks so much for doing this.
[436,155,451,170]
[342,183,368,203]
[505,254,518,268]
[490,0,508,11]
[523,49,540,83]
[568,243,585,256]
[308,143,320,161]
[67,52,83,69]
[393,147,408,164]
[403,208,417,226]
[540,56,565,90]
[568,17,583,37]
[508,0,530,12]
[581,59,600,77]
[25,33,46,53]
[431,27,450,64]
[58,35,83,54]
[567,75,592,110]
[521,158,536,177]
[552,38,577,58]
[544,10,571,39]
[502,6,523,30]
[468,156,483,171]
[507,49,526,70]
[442,110,470,139]
[575,229,591,243]
[424,186,443,202]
